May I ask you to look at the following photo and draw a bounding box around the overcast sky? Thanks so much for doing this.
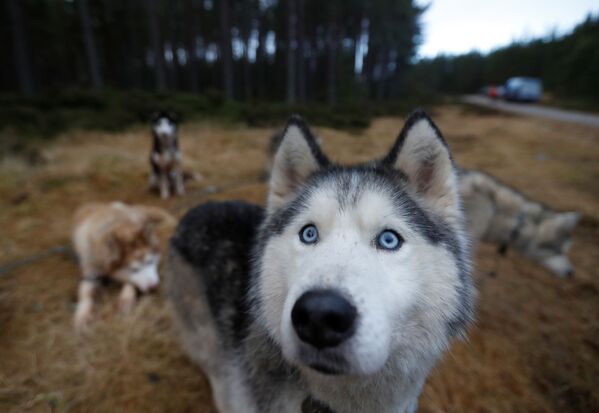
[418,0,599,58]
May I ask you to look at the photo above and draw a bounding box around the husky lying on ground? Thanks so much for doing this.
[149,111,186,199]
[460,169,580,277]
[72,202,174,330]
[167,111,475,413]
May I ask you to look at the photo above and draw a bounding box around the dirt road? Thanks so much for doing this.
[463,94,599,128]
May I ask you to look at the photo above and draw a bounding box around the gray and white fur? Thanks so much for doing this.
[167,111,475,413]
[264,128,322,180]
[149,111,186,199]
[460,168,580,277]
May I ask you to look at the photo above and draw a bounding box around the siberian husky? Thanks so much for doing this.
[460,169,580,277]
[149,111,186,199]
[167,111,475,413]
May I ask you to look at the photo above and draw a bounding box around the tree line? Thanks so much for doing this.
[408,14,599,104]
[2,0,424,104]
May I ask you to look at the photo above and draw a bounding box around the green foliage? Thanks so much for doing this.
[0,90,422,155]
[408,14,599,105]
[0,85,442,157]
[242,102,371,130]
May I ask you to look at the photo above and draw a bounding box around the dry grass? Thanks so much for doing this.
[0,106,598,412]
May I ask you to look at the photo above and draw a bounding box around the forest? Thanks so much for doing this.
[2,0,423,102]
[408,14,599,106]
[2,0,598,142]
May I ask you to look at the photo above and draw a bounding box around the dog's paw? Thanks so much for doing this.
[118,284,137,314]
[74,308,94,332]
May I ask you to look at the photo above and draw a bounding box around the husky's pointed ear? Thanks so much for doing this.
[167,110,179,124]
[268,115,329,213]
[382,110,460,223]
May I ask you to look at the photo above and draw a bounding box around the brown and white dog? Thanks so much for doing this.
[149,111,186,199]
[72,202,175,330]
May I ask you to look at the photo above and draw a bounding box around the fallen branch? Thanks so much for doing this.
[0,245,74,277]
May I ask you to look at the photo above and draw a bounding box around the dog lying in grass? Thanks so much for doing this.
[460,168,580,277]
[72,202,174,331]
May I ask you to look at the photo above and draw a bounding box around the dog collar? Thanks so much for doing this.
[302,397,335,413]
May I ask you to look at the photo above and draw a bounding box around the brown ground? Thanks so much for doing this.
[0,106,597,413]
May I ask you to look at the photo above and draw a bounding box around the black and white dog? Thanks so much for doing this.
[167,112,475,413]
[149,111,185,199]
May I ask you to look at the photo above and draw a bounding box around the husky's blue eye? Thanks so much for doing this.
[299,224,318,244]
[376,230,403,251]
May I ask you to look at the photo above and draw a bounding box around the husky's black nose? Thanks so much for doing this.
[291,289,357,349]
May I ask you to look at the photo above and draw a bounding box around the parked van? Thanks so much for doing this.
[504,77,543,102]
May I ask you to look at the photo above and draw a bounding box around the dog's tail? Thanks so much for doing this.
[183,170,203,182]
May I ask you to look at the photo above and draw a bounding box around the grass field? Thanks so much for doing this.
[0,106,598,413]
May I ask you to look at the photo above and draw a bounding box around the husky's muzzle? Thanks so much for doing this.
[291,289,357,374]
[128,254,161,292]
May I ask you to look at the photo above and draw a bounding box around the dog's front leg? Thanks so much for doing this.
[159,171,170,199]
[74,280,98,332]
[118,283,138,314]
[173,162,186,196]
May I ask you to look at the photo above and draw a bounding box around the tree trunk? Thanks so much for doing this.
[6,0,34,96]
[125,0,141,89]
[326,16,338,106]
[78,0,103,89]
[242,2,252,100]
[219,0,234,99]
[365,40,380,99]
[186,0,199,93]
[307,31,318,101]
[146,0,166,91]
[286,0,297,104]
[376,46,386,101]
[256,24,267,100]
[297,0,306,102]
[168,7,179,91]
